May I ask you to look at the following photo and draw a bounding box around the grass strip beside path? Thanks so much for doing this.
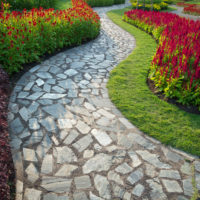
[107,7,200,156]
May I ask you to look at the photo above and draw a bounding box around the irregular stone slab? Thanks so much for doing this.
[108,170,123,185]
[117,133,133,149]
[84,102,96,111]
[54,146,77,164]
[66,105,91,117]
[91,129,112,146]
[182,178,194,197]
[83,150,94,158]
[41,93,67,99]
[43,193,69,200]
[36,72,52,79]
[181,162,192,175]
[94,174,111,199]
[159,170,181,180]
[42,104,67,118]
[73,192,88,200]
[23,148,38,162]
[119,118,135,129]
[83,153,112,174]
[112,184,125,198]
[29,118,40,130]
[64,69,78,76]
[127,168,143,185]
[162,179,183,193]
[41,154,53,174]
[128,133,155,150]
[52,86,65,93]
[145,164,157,178]
[10,137,22,150]
[63,130,79,145]
[58,119,73,129]
[19,107,30,121]
[123,192,131,200]
[36,79,44,86]
[89,192,104,200]
[194,160,200,172]
[24,188,42,200]
[74,175,91,189]
[76,120,91,134]
[58,79,77,90]
[96,117,110,127]
[24,82,34,91]
[26,92,44,100]
[97,109,115,119]
[25,163,39,183]
[17,91,29,99]
[128,151,141,168]
[146,179,167,200]
[10,117,24,134]
[41,176,72,193]
[55,164,78,177]
[72,135,93,152]
[161,147,183,163]
[28,102,39,114]
[24,130,43,146]
[40,117,57,132]
[136,150,171,169]
[132,184,144,197]
[115,163,133,174]
[70,61,85,69]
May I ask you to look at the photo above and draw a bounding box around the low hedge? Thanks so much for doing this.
[0,0,100,74]
[84,0,125,7]
[124,10,200,109]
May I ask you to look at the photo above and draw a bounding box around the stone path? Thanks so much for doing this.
[170,5,200,21]
[8,2,200,200]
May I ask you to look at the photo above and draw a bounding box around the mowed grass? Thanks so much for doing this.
[107,7,200,156]
[55,0,72,9]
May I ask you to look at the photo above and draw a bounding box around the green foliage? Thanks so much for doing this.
[0,0,57,10]
[107,7,200,156]
[84,0,125,7]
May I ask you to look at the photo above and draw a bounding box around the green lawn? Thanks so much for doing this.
[107,7,200,156]
[55,0,72,9]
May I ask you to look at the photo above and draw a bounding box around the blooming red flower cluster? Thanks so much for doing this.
[0,0,100,74]
[124,10,200,108]
[184,4,200,15]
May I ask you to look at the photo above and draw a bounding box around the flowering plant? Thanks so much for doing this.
[124,10,200,109]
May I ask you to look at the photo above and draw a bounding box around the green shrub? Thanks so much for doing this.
[84,0,125,7]
[0,0,56,10]
[131,2,168,10]
[114,0,126,4]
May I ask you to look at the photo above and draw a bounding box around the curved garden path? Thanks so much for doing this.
[8,2,200,200]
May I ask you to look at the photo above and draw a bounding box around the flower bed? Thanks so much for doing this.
[124,10,200,109]
[0,0,100,74]
[0,67,13,200]
[177,2,200,15]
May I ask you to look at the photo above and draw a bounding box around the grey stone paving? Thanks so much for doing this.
[8,1,200,200]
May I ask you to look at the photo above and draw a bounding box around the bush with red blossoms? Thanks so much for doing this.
[124,10,200,108]
[0,66,14,200]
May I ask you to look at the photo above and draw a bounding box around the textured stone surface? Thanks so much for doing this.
[8,2,198,199]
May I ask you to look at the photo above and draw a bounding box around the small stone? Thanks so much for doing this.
[41,154,53,174]
[97,109,115,119]
[128,151,142,168]
[182,178,194,197]
[26,92,44,100]
[117,134,133,149]
[73,192,88,200]
[96,117,110,127]
[54,146,77,164]
[72,135,93,152]
[29,118,40,130]
[107,170,123,185]
[19,107,30,121]
[36,79,44,86]
[181,162,192,175]
[162,147,183,163]
[145,164,157,178]
[28,102,39,114]
[83,150,94,158]
[194,160,200,172]
[41,176,72,193]
[112,184,125,198]
[84,73,92,80]
[42,104,67,118]
[76,120,91,134]
[94,143,102,151]
[127,168,143,185]
[51,135,59,145]
[41,93,66,99]
[57,74,67,79]
[43,193,69,200]
[24,82,34,91]
[24,130,43,146]
[63,130,79,145]
[25,163,39,183]
[159,170,181,179]
[162,179,183,193]
[119,118,134,129]
[83,153,112,174]
[132,184,144,197]
[40,117,56,132]
[23,148,38,162]
[55,164,78,177]
[17,92,29,99]
[91,129,112,146]
[58,119,73,129]
[115,163,133,174]
[37,72,52,79]
[43,84,51,92]
[64,69,78,76]
[84,102,96,111]
[89,192,104,200]
[52,86,65,93]
[10,117,24,134]
[136,150,171,169]
[123,192,131,200]
[24,188,42,200]
[94,174,111,199]
[58,79,77,90]
[74,175,91,189]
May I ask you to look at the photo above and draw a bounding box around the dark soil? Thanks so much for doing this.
[147,78,200,115]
